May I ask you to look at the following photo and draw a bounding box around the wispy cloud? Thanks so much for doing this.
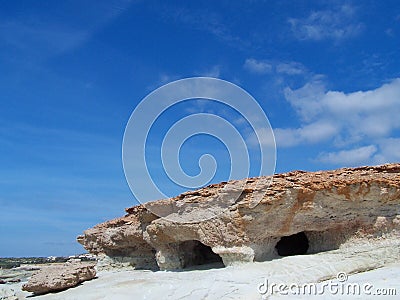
[0,21,87,56]
[161,6,249,50]
[288,4,363,41]
[244,58,308,76]
[276,62,307,75]
[244,58,272,74]
[0,0,133,63]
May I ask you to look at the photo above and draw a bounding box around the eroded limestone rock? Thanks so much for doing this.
[22,262,96,295]
[78,163,400,270]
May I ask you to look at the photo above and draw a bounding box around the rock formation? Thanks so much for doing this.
[78,163,400,271]
[22,262,96,295]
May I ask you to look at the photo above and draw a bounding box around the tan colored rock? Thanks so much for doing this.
[22,262,96,295]
[78,163,400,270]
[77,207,159,270]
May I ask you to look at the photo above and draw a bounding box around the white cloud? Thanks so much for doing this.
[288,4,363,41]
[285,78,400,138]
[279,78,400,166]
[244,58,272,74]
[374,138,400,163]
[317,145,378,166]
[283,78,326,121]
[274,121,338,147]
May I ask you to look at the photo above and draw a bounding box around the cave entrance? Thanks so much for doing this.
[275,232,309,256]
[178,240,224,269]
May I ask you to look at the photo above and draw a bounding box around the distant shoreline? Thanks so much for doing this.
[0,254,95,269]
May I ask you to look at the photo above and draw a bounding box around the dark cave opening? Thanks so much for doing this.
[178,240,224,268]
[275,232,309,256]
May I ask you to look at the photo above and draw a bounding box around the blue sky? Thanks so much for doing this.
[1,0,399,256]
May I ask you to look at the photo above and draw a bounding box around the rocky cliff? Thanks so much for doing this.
[78,164,400,270]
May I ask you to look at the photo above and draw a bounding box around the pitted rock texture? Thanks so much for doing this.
[78,164,400,270]
[22,262,96,295]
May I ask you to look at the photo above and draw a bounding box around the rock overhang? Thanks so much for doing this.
[78,163,400,270]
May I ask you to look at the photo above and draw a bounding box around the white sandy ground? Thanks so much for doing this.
[2,238,399,300]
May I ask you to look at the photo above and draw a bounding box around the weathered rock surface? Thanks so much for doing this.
[78,163,400,271]
[22,262,96,295]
